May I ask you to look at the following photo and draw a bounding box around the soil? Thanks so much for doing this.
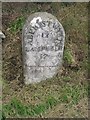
[2,2,88,118]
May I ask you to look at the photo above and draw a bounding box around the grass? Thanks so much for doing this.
[9,16,26,34]
[62,76,71,82]
[2,84,87,118]
[63,49,75,65]
[3,97,58,118]
[2,2,88,118]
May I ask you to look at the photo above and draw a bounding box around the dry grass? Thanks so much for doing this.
[2,2,88,118]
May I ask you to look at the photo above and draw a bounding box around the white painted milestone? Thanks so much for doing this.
[22,12,65,84]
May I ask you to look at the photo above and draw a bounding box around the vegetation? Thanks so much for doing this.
[9,16,25,34]
[2,2,88,118]
[2,84,87,118]
[64,49,74,65]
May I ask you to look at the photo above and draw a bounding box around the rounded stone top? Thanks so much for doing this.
[22,12,65,39]
[22,12,65,84]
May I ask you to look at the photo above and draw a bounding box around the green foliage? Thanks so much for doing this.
[10,16,25,33]
[63,49,74,65]
[70,86,81,104]
[61,94,68,103]
[32,104,45,115]
[46,97,58,109]
[2,2,88,118]
[1,112,6,120]
[3,97,58,117]
[11,98,27,116]
[63,77,71,82]
[3,84,87,118]
[58,84,88,106]
[3,103,14,117]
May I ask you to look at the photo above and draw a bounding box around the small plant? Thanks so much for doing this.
[63,49,74,65]
[10,16,25,34]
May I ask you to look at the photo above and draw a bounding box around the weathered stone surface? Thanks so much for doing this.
[0,30,5,39]
[22,12,65,84]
